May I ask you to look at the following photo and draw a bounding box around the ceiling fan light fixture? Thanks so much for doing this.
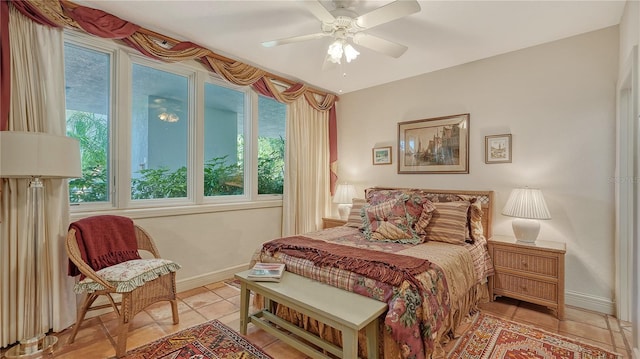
[344,43,359,63]
[327,39,344,64]
[327,39,359,64]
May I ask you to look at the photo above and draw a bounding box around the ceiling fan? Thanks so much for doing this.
[262,0,421,64]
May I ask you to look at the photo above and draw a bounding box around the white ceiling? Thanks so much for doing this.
[76,0,625,95]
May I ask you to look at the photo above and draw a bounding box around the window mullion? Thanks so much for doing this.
[193,71,205,204]
[116,49,133,209]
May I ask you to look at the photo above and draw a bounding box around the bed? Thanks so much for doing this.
[251,187,495,359]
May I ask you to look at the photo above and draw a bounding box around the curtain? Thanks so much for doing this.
[282,97,331,235]
[0,7,75,347]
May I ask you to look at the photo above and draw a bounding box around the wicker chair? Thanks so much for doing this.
[66,223,180,358]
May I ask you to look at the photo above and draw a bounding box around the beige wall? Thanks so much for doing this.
[72,204,283,292]
[337,26,619,313]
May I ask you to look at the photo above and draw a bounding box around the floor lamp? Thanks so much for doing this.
[0,131,81,358]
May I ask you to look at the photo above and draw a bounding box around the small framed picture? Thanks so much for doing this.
[372,146,392,165]
[485,134,512,164]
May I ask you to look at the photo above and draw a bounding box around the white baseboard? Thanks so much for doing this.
[176,264,249,293]
[565,290,615,315]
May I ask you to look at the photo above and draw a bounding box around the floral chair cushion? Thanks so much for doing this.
[74,258,181,293]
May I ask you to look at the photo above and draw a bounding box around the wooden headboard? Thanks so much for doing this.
[364,187,494,239]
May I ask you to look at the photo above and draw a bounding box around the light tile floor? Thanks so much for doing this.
[1,280,634,358]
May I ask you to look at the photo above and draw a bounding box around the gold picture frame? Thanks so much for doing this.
[398,114,469,174]
[372,146,392,165]
[485,134,512,164]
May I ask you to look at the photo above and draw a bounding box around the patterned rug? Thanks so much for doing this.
[123,320,272,359]
[448,312,621,359]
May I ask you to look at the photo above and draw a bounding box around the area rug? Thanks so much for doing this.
[448,312,621,359]
[123,320,272,359]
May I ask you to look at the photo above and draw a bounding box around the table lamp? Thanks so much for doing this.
[333,184,357,220]
[501,187,551,243]
[1,131,81,358]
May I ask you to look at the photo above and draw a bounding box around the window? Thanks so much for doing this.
[258,96,285,195]
[64,42,111,204]
[130,63,189,200]
[203,82,245,197]
[64,34,286,210]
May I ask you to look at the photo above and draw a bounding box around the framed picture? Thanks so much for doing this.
[485,134,512,164]
[372,146,392,165]
[397,113,469,174]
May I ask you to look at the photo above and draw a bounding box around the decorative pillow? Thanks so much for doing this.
[458,195,485,243]
[414,200,437,236]
[469,199,485,242]
[424,201,471,244]
[364,188,434,232]
[345,198,367,228]
[365,188,407,205]
[74,258,181,293]
[361,197,421,244]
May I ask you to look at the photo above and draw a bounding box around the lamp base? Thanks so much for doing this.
[4,335,57,358]
[511,218,540,243]
[337,204,352,220]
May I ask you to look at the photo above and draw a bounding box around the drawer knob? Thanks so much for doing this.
[521,261,528,267]
[521,285,527,291]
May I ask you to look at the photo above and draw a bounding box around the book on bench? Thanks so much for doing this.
[247,262,286,282]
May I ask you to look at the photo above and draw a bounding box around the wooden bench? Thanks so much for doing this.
[235,270,388,359]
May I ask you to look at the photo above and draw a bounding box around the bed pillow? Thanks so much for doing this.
[424,201,471,244]
[344,198,367,228]
[361,197,421,244]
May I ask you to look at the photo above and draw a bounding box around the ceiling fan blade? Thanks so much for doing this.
[355,0,421,29]
[352,33,408,58]
[301,0,335,23]
[262,32,329,47]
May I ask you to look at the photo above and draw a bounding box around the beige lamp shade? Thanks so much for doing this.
[502,188,551,219]
[0,131,81,179]
[333,184,358,220]
[333,184,357,204]
[502,187,551,243]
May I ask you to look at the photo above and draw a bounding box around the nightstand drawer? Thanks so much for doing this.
[492,247,558,277]
[493,273,558,302]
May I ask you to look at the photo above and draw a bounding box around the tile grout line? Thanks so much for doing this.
[615,317,633,354]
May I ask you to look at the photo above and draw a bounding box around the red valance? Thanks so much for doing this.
[65,5,139,39]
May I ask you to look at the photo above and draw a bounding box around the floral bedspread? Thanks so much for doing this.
[254,226,491,359]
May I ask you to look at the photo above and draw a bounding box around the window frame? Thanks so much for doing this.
[65,30,284,216]
[65,31,118,211]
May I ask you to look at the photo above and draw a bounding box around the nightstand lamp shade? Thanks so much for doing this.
[333,184,357,220]
[502,188,551,243]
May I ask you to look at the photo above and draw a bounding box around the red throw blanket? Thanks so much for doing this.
[262,236,434,288]
[67,215,141,277]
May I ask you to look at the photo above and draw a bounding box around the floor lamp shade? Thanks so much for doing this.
[333,184,357,220]
[502,188,551,243]
[0,131,81,358]
[1,131,81,179]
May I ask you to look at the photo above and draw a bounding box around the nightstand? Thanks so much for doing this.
[322,217,346,229]
[488,235,566,319]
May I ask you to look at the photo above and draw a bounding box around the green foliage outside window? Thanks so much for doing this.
[67,112,109,203]
[67,111,285,203]
[258,136,284,194]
